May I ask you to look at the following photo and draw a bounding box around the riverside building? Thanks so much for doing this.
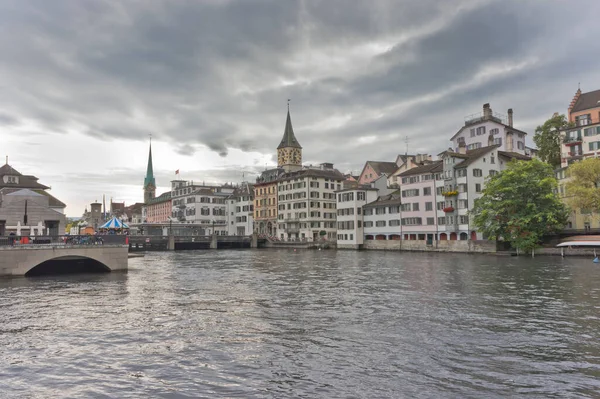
[557,87,600,231]
[277,164,344,241]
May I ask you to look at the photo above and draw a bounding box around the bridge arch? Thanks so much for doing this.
[25,255,111,277]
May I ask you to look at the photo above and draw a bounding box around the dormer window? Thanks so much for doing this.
[4,176,18,184]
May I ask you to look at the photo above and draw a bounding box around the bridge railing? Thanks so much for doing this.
[0,235,128,247]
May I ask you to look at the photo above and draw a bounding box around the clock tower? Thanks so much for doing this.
[277,106,302,172]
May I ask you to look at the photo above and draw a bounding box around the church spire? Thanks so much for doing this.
[143,137,156,203]
[144,139,155,188]
[277,104,302,149]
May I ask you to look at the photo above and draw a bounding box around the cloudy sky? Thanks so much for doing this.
[2,0,600,216]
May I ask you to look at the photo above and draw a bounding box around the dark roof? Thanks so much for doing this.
[279,167,345,182]
[497,151,531,161]
[256,168,284,184]
[335,185,379,193]
[0,163,50,190]
[0,164,21,176]
[147,191,171,204]
[34,190,66,208]
[397,160,443,177]
[450,121,528,141]
[277,110,302,149]
[0,187,66,207]
[452,145,500,169]
[571,89,600,113]
[364,192,402,208]
[124,203,145,214]
[367,161,398,176]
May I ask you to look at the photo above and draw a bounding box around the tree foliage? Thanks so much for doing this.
[566,157,600,211]
[533,113,571,168]
[470,159,569,252]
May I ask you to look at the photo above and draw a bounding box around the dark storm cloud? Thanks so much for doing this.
[1,0,600,177]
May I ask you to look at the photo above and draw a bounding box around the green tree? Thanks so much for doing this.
[566,157,600,211]
[470,159,569,255]
[533,113,571,168]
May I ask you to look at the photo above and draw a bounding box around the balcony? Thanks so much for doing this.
[575,117,600,127]
[563,136,582,145]
[442,190,458,197]
[443,206,455,213]
[568,150,584,157]
[286,227,300,233]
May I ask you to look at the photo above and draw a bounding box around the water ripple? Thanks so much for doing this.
[1,250,600,398]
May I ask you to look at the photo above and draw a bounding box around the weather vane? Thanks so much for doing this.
[287,98,290,111]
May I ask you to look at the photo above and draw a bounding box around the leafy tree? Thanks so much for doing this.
[470,159,569,255]
[533,113,571,168]
[565,157,600,211]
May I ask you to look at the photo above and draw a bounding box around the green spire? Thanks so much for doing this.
[144,141,155,188]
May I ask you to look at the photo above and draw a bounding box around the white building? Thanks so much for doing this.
[450,103,529,155]
[277,164,345,241]
[336,187,379,249]
[363,193,403,241]
[170,180,235,235]
[225,182,254,236]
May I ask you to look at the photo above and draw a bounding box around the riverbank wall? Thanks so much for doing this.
[356,239,497,253]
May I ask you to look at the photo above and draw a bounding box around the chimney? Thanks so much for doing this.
[508,108,513,127]
[483,103,492,120]
[458,141,467,154]
[506,133,513,152]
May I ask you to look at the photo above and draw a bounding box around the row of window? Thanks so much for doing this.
[362,215,470,227]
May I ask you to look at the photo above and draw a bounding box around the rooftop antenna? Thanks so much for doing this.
[5,155,7,165]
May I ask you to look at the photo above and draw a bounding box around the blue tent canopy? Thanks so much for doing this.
[99,217,129,229]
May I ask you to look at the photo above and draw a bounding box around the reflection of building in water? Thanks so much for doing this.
[0,160,66,235]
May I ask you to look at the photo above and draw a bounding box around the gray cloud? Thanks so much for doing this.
[2,0,600,214]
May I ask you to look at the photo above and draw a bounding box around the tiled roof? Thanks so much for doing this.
[571,89,600,113]
[256,168,284,184]
[497,151,531,161]
[397,160,443,177]
[452,145,500,169]
[147,191,171,204]
[335,185,378,193]
[0,163,50,190]
[364,192,402,208]
[34,190,66,208]
[0,164,21,176]
[368,161,398,176]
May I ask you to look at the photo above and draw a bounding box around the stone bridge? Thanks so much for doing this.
[0,244,129,277]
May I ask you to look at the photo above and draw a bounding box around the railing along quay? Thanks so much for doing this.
[0,235,128,248]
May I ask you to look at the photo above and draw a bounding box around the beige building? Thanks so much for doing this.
[558,88,600,232]
[0,161,66,236]
[277,164,344,241]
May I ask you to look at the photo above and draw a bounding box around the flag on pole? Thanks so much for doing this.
[175,169,179,175]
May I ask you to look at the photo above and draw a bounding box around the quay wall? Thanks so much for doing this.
[362,239,497,253]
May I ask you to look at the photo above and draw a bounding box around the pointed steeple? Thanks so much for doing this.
[144,140,155,188]
[277,108,302,149]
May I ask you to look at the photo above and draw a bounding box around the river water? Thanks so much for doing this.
[1,250,600,398]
